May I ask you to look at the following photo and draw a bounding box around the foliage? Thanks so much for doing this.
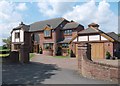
[106,51,111,59]
[2,36,11,49]
[118,34,120,37]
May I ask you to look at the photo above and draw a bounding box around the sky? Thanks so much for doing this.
[0,0,119,46]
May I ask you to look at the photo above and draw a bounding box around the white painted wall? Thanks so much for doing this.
[101,36,108,41]
[12,29,24,42]
[20,30,24,42]
[78,36,88,41]
[73,38,77,42]
[89,35,100,41]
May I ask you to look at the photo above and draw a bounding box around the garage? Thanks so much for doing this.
[70,23,120,59]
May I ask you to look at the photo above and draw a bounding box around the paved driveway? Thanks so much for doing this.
[31,54,114,84]
[2,54,115,85]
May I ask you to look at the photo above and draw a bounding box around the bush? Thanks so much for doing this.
[106,51,111,59]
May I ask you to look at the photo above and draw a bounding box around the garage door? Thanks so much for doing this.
[91,43,104,59]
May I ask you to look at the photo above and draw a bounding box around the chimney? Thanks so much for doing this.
[71,20,74,22]
[88,23,99,29]
[19,22,25,25]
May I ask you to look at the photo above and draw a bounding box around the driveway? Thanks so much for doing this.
[31,54,114,84]
[2,54,115,85]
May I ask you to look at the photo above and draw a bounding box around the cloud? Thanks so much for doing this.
[63,0,118,33]
[0,0,24,45]
[16,3,27,11]
[37,0,75,18]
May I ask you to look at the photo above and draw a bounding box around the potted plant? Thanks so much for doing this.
[39,47,42,54]
[106,51,111,59]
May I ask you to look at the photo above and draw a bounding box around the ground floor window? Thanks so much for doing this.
[44,43,53,50]
[14,44,20,50]
[62,43,69,48]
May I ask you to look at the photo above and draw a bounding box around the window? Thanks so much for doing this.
[62,43,69,48]
[44,30,51,37]
[15,32,20,39]
[44,43,53,49]
[64,30,72,35]
[14,44,20,50]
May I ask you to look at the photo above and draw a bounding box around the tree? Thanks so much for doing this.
[118,34,120,37]
[2,36,11,49]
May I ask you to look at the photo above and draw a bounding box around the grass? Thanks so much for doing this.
[0,49,10,51]
[0,54,9,57]
[0,47,10,57]
[30,53,35,59]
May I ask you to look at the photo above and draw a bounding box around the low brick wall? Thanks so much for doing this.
[43,50,53,56]
[82,55,119,82]
[77,43,120,83]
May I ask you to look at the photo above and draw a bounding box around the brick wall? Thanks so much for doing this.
[77,43,120,83]
[104,42,114,57]
[43,49,53,56]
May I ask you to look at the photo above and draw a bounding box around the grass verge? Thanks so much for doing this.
[0,54,9,57]
[30,53,35,59]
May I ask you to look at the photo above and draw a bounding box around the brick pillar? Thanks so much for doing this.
[77,43,91,73]
[19,44,30,63]
[53,43,56,56]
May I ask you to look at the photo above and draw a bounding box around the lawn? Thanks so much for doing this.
[0,54,9,57]
[0,46,10,57]
[30,53,35,59]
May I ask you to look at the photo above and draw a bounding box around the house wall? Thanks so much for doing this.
[12,29,24,43]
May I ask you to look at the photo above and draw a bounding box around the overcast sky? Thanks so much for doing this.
[0,0,119,46]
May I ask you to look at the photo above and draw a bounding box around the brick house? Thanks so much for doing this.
[11,17,84,56]
[70,23,120,59]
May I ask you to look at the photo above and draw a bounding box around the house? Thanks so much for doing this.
[70,23,120,59]
[11,17,84,56]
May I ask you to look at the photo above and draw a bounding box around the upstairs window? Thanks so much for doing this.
[15,32,20,39]
[62,43,69,48]
[64,30,72,35]
[44,30,51,37]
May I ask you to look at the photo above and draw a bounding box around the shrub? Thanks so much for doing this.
[106,51,111,59]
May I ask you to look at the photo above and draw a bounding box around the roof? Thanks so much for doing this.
[59,37,72,43]
[70,27,120,43]
[29,17,67,32]
[62,22,80,30]
[78,27,99,34]
[107,32,120,42]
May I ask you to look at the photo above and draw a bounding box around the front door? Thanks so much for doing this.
[33,44,39,53]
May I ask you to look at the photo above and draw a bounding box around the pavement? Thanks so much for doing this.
[2,54,116,85]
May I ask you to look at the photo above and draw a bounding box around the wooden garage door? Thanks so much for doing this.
[91,43,104,59]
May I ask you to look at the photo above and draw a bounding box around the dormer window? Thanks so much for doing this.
[15,32,20,39]
[44,30,51,37]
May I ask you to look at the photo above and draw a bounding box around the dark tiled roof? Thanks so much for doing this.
[63,22,80,30]
[107,32,120,42]
[29,17,67,32]
[59,37,72,43]
[78,27,99,34]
